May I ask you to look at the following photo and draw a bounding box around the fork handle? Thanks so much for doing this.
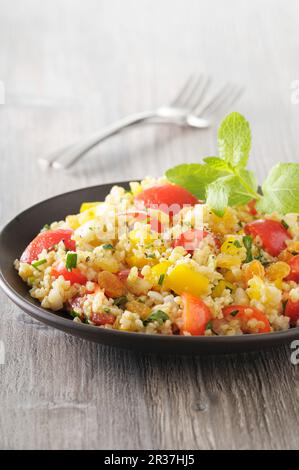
[40,109,163,170]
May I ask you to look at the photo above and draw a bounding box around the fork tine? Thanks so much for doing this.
[205,85,244,117]
[196,83,243,117]
[170,75,195,107]
[190,76,211,111]
[179,74,206,109]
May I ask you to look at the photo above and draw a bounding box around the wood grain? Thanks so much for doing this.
[1,0,299,449]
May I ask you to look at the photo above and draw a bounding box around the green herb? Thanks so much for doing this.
[65,252,77,271]
[230,309,239,317]
[31,259,47,269]
[114,296,128,308]
[281,220,289,230]
[166,163,226,200]
[158,274,165,286]
[217,111,251,168]
[233,240,242,248]
[243,235,253,263]
[102,243,113,250]
[40,224,50,232]
[282,300,287,314]
[143,310,169,326]
[145,253,156,259]
[254,248,271,266]
[256,163,299,214]
[70,309,80,318]
[103,307,111,313]
[165,111,299,216]
[166,112,259,216]
[205,320,213,330]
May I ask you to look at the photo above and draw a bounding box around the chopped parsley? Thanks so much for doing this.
[102,243,113,250]
[233,240,242,248]
[143,310,169,326]
[65,252,77,271]
[40,224,50,232]
[243,235,253,263]
[230,309,239,317]
[145,253,156,259]
[31,259,47,269]
[281,220,289,230]
[205,320,213,331]
[158,274,165,286]
[69,310,80,318]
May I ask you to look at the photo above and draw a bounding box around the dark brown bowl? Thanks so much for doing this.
[1,181,299,355]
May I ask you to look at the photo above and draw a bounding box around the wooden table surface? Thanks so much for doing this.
[1,0,299,450]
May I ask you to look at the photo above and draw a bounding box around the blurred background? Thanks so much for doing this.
[1,0,299,219]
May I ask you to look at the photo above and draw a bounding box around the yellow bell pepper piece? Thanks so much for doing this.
[126,254,157,268]
[151,261,172,284]
[80,202,101,213]
[165,264,209,297]
[212,280,235,298]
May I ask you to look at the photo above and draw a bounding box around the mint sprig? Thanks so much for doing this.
[166,111,299,216]
[166,112,259,215]
[256,163,299,214]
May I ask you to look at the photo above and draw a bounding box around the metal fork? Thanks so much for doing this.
[39,75,243,170]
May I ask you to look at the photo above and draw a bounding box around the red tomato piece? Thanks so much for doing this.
[172,229,220,253]
[285,300,299,326]
[244,219,291,257]
[20,229,76,264]
[222,305,271,333]
[286,255,299,283]
[51,262,87,285]
[91,312,116,326]
[181,292,212,336]
[135,184,198,215]
[248,199,258,216]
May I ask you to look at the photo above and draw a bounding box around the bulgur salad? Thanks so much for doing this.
[15,112,299,336]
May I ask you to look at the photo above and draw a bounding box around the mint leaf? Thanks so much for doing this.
[218,112,251,168]
[206,172,257,216]
[206,177,230,216]
[203,157,232,172]
[228,170,258,206]
[165,163,226,199]
[257,163,299,214]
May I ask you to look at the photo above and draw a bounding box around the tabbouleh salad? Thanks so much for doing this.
[15,112,299,336]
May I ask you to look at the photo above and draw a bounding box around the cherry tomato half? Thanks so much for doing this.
[51,262,87,285]
[222,305,271,334]
[181,292,212,336]
[21,229,76,264]
[285,299,299,326]
[244,219,291,257]
[135,184,198,216]
[286,255,299,283]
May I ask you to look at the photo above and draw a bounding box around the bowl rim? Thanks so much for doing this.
[1,180,299,347]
